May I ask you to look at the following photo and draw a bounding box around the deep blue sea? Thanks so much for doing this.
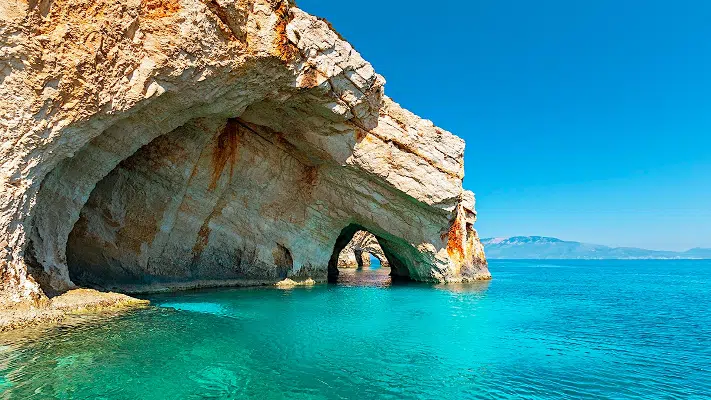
[1,260,710,399]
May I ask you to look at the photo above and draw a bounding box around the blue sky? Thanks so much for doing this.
[296,0,711,251]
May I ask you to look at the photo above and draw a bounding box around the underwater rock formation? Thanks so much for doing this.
[0,0,489,305]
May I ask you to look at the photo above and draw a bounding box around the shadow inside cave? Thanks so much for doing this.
[328,225,411,287]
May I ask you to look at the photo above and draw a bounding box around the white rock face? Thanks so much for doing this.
[0,0,489,304]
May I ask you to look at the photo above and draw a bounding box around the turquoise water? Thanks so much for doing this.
[1,260,710,399]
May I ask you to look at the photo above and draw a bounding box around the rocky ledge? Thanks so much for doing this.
[0,289,148,332]
[0,0,489,313]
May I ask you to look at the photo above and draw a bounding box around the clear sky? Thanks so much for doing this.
[296,0,711,251]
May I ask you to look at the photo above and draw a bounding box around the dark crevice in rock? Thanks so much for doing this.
[273,244,293,279]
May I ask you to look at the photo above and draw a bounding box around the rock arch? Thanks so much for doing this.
[328,225,409,283]
[337,230,389,270]
[0,0,489,304]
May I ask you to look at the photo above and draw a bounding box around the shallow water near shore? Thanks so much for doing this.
[1,260,710,399]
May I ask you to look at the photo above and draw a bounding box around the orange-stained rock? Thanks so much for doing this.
[0,0,489,306]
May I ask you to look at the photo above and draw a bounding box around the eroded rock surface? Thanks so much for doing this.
[0,0,489,305]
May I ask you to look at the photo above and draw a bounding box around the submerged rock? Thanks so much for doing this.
[0,0,489,308]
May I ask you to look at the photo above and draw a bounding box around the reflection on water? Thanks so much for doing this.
[434,280,491,294]
[1,260,710,399]
[336,265,491,295]
[335,266,392,287]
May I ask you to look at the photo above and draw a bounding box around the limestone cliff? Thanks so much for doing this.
[0,0,489,305]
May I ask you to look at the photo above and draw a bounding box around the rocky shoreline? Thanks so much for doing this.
[1,0,489,328]
[0,289,149,333]
[0,278,324,332]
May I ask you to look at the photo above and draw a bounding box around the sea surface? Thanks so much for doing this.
[1,260,710,399]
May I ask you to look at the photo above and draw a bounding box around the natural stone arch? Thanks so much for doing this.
[336,230,389,270]
[328,225,408,283]
[0,0,490,305]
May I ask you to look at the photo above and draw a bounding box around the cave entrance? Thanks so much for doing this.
[328,224,410,286]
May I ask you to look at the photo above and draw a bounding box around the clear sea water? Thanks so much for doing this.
[1,260,710,399]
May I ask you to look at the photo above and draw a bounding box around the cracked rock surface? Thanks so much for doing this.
[0,0,489,306]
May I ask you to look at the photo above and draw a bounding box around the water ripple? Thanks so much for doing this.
[1,260,710,399]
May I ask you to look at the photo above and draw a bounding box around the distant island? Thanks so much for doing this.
[481,236,711,259]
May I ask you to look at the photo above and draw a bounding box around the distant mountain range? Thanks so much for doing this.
[481,236,711,259]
